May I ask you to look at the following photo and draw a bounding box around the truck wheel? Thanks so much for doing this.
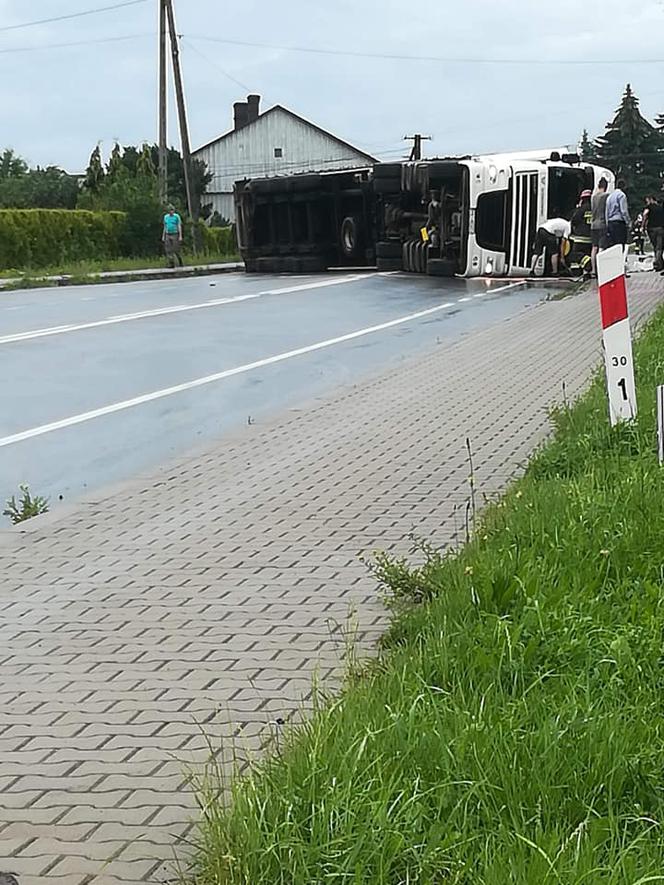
[340,216,362,259]
[427,258,457,277]
[420,242,429,274]
[413,242,427,274]
[404,241,419,273]
[402,242,411,272]
[412,243,421,273]
[376,240,402,259]
[376,257,402,272]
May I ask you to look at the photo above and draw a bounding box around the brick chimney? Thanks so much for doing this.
[247,94,261,123]
[233,101,249,131]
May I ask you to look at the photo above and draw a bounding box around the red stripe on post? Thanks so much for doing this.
[599,276,628,329]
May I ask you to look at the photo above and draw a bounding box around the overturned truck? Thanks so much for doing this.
[234,151,614,278]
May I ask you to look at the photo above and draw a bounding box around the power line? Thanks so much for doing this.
[185,34,664,67]
[181,38,254,95]
[0,33,150,54]
[0,0,148,33]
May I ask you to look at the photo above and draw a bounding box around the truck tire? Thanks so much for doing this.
[340,216,362,259]
[427,258,457,277]
[373,177,402,195]
[376,240,402,259]
[402,241,415,273]
[376,257,402,272]
[419,242,428,274]
[402,242,411,272]
[413,242,426,274]
[412,243,421,274]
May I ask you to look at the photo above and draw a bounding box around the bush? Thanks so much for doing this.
[0,209,126,270]
[198,224,236,256]
[0,210,236,273]
[78,176,163,258]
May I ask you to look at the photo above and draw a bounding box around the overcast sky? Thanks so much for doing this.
[1,0,664,172]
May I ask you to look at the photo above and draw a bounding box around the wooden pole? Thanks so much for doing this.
[158,0,168,204]
[164,0,199,250]
[404,134,431,161]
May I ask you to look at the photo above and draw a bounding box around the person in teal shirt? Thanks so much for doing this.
[162,205,183,267]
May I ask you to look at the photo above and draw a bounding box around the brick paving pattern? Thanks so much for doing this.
[0,276,661,884]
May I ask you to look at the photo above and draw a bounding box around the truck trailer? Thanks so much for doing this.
[234,150,614,278]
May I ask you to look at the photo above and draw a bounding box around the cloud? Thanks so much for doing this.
[2,0,664,170]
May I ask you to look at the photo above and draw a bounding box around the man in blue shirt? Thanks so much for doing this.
[605,179,631,248]
[162,205,183,267]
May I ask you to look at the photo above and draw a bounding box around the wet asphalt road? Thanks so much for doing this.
[0,270,553,511]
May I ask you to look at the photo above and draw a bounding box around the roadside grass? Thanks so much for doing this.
[3,484,49,524]
[192,305,664,884]
[0,251,239,281]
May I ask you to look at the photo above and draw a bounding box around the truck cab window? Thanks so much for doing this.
[476,191,507,253]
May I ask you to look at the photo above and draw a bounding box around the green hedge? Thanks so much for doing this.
[198,224,236,255]
[0,209,236,272]
[0,209,126,271]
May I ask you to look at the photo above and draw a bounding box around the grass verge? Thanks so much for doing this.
[192,305,664,884]
[0,251,239,281]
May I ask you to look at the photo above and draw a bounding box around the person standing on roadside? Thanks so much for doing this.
[162,205,184,268]
[606,178,631,249]
[644,195,664,271]
[590,177,609,277]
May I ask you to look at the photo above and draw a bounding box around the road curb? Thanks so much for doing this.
[0,261,244,291]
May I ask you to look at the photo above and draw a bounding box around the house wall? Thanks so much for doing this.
[195,107,372,222]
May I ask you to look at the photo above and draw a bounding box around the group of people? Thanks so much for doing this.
[530,179,664,278]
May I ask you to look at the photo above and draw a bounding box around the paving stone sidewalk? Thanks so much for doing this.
[0,276,661,885]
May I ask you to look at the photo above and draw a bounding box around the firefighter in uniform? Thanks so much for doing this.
[570,189,593,278]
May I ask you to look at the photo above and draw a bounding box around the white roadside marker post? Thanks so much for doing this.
[596,245,637,425]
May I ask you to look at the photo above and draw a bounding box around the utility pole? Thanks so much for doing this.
[164,0,199,250]
[158,0,168,204]
[404,134,431,161]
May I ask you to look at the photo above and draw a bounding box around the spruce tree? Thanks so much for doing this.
[83,145,105,193]
[106,143,126,182]
[595,84,662,206]
[579,129,597,162]
[136,143,156,180]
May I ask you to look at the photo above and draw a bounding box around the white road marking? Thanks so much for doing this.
[261,275,371,295]
[0,300,454,448]
[461,282,526,303]
[0,274,375,346]
[481,282,528,295]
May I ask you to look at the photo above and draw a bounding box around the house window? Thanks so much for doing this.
[274,147,283,158]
